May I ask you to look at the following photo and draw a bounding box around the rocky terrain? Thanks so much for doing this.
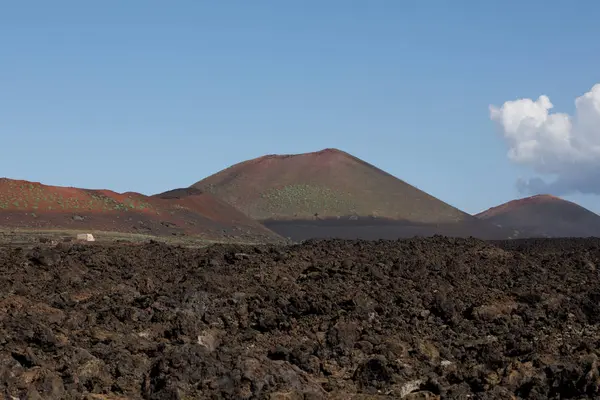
[1,236,600,399]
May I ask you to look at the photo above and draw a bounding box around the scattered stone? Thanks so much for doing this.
[473,300,517,321]
[28,248,62,267]
[76,233,95,242]
[417,340,440,363]
[197,329,222,352]
[270,391,304,400]
[0,237,598,398]
[403,391,440,400]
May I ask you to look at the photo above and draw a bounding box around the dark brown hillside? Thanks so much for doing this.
[476,194,600,238]
[192,148,512,240]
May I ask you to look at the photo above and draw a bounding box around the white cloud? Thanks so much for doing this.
[490,83,600,194]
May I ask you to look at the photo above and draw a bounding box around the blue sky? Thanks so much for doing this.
[1,0,599,214]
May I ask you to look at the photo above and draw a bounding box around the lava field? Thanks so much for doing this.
[1,237,600,399]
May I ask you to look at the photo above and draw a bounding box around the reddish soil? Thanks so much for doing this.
[476,195,600,238]
[0,179,282,243]
[2,237,600,399]
[192,149,510,240]
[477,195,565,219]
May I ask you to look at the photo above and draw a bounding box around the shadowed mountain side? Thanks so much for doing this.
[476,194,600,238]
[263,217,517,241]
[152,187,281,239]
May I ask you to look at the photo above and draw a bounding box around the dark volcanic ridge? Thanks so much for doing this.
[193,148,513,240]
[477,194,600,238]
[0,178,283,243]
[2,237,600,398]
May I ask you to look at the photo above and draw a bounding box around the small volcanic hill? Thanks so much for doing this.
[192,149,510,240]
[0,178,282,243]
[476,194,600,238]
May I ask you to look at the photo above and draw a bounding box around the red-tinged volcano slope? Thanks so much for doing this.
[0,178,282,243]
[476,194,600,238]
[192,148,511,240]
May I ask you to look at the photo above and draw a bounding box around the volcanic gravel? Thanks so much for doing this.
[1,237,600,399]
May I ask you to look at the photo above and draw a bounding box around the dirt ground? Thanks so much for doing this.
[263,218,517,242]
[1,236,600,399]
[0,229,272,251]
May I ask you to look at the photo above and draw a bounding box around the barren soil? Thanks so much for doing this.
[192,149,506,237]
[1,237,600,399]
[264,218,516,241]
